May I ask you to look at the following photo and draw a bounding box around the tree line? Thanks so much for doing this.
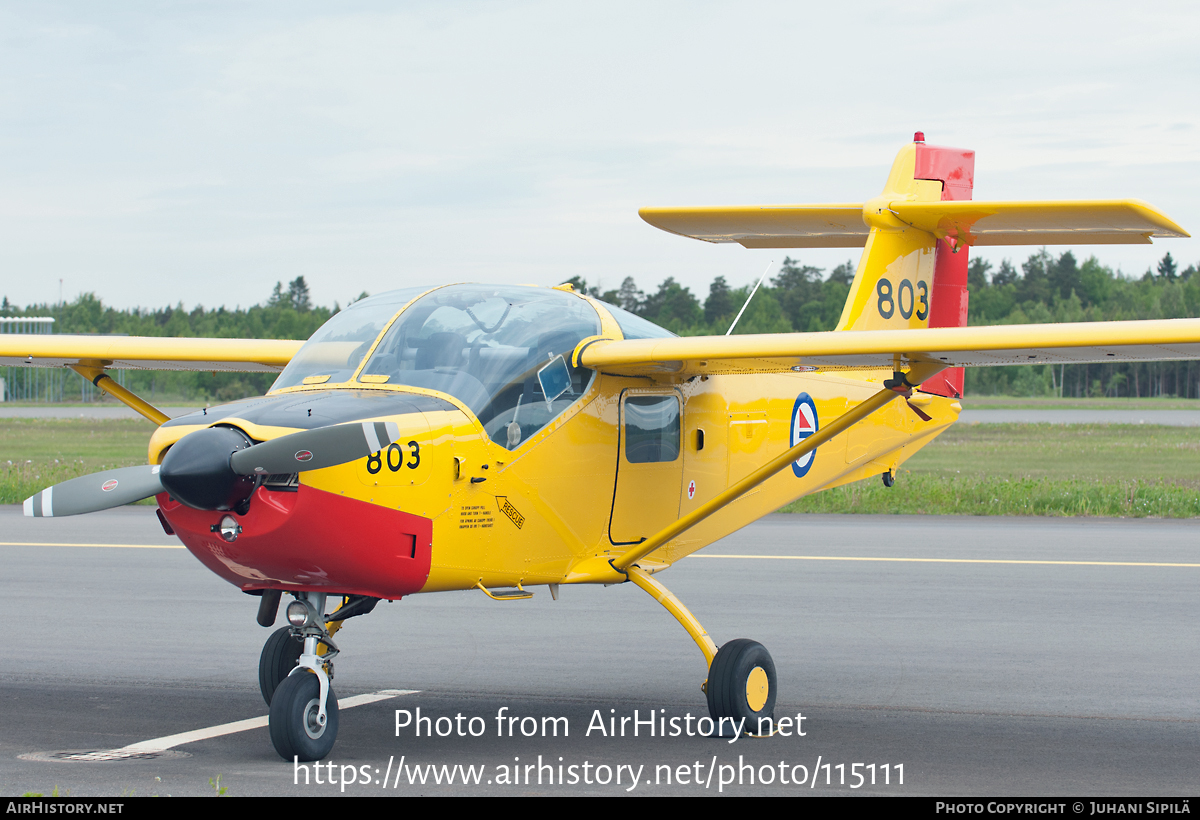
[569,250,1200,398]
[1,277,335,402]
[4,251,1200,402]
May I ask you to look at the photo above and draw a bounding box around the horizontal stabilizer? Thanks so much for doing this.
[892,200,1189,246]
[639,200,1188,248]
[639,205,868,248]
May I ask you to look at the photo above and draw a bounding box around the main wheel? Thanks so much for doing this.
[705,639,777,734]
[268,672,339,761]
[259,626,304,706]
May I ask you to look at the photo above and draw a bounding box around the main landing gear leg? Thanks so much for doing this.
[626,566,777,736]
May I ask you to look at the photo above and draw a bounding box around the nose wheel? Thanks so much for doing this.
[269,672,339,761]
[259,626,304,705]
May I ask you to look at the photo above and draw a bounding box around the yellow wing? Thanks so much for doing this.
[576,319,1200,377]
[0,336,303,372]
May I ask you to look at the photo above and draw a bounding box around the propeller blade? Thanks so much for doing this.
[230,420,402,476]
[23,465,164,517]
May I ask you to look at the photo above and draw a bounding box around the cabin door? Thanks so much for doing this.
[608,390,683,545]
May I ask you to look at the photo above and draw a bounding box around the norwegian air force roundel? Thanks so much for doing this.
[790,393,819,478]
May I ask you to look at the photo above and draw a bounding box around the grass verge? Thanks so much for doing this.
[3,418,1199,517]
[780,474,1200,517]
[962,396,1200,410]
[1,418,153,504]
[783,422,1200,517]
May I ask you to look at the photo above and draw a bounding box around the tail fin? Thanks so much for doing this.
[835,134,974,331]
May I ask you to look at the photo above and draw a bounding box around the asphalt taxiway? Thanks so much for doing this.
[2,508,1197,796]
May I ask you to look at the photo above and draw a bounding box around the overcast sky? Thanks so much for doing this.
[0,1,1196,313]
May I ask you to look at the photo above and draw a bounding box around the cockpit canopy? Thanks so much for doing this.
[270,285,606,449]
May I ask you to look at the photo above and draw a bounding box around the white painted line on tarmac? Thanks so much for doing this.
[121,689,419,752]
[692,554,1200,567]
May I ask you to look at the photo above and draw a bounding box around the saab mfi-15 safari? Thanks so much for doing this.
[5,133,1194,761]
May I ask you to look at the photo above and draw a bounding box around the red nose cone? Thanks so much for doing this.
[914,131,925,143]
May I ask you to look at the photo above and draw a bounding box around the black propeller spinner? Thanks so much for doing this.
[159,426,257,511]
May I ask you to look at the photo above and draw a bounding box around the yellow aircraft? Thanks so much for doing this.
[5,134,1195,762]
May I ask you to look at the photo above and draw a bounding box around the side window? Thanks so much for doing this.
[624,395,680,464]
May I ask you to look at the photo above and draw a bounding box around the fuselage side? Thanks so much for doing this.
[152,367,959,598]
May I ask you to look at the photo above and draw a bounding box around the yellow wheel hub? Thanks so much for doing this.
[745,666,769,712]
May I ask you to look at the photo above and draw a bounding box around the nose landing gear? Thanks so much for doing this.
[259,592,380,761]
[263,591,339,761]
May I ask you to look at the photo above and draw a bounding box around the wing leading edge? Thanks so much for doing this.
[576,319,1200,377]
[0,336,303,372]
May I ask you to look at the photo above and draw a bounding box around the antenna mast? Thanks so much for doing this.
[726,260,775,335]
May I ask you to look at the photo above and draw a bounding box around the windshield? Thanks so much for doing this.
[600,302,677,340]
[270,288,429,391]
[359,285,600,449]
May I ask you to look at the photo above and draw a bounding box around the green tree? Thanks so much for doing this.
[827,260,855,286]
[616,277,643,313]
[771,257,823,331]
[1158,252,1178,281]
[641,278,703,330]
[968,258,991,290]
[992,259,1018,287]
[288,277,312,311]
[1017,249,1054,304]
[705,276,736,325]
[1048,251,1081,301]
[1078,256,1114,307]
[726,286,791,334]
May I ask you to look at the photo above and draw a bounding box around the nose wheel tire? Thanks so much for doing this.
[705,639,777,733]
[269,672,339,761]
[259,626,304,706]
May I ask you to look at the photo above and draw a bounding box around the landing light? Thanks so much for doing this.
[217,515,241,543]
[287,600,315,627]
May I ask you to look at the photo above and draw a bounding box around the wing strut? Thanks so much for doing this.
[69,364,170,425]
[610,360,946,574]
